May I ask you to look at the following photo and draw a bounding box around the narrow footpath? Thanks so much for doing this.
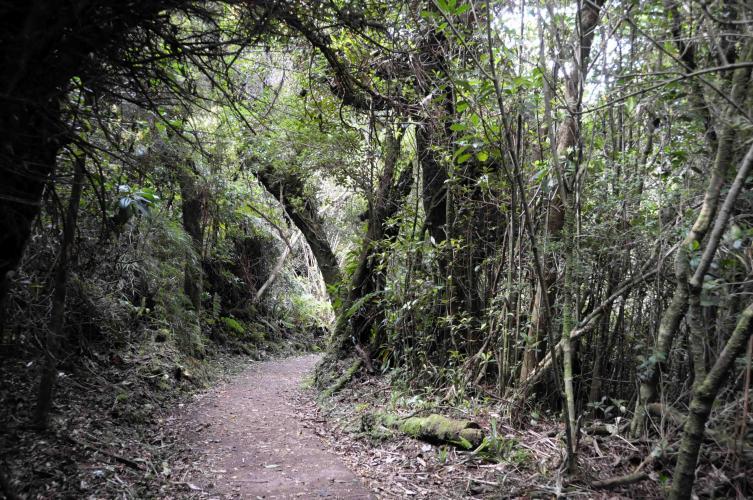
[178,354,372,499]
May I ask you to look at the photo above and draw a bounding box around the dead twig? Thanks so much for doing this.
[65,435,144,471]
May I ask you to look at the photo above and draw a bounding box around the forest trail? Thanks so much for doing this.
[177,354,372,499]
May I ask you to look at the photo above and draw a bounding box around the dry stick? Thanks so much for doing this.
[254,190,348,303]
[738,336,753,456]
[65,435,143,471]
[254,232,303,303]
[591,456,652,490]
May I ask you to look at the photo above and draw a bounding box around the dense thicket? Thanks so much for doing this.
[2,0,753,498]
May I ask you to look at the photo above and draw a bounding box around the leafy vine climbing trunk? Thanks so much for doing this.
[350,128,410,353]
[520,0,604,391]
[524,0,605,468]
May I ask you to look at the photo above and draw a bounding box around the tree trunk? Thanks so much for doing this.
[0,97,62,312]
[179,165,204,312]
[256,166,341,301]
[330,128,410,355]
[363,413,484,449]
[631,50,753,435]
[34,154,85,429]
[317,126,412,390]
[669,303,753,500]
[0,0,186,308]
[521,0,604,387]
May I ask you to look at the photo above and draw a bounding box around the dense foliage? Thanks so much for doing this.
[2,0,753,498]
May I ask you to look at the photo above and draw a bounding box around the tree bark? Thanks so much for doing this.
[179,164,204,312]
[329,128,410,355]
[317,126,412,390]
[669,303,753,500]
[256,166,341,301]
[0,0,196,308]
[521,0,604,386]
[631,48,753,435]
[34,154,85,429]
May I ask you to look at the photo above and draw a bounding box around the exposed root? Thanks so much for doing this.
[319,358,362,400]
[591,446,660,490]
[591,471,649,489]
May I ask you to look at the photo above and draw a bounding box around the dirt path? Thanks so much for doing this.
[178,354,372,499]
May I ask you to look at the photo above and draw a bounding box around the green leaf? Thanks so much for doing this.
[457,153,472,164]
[452,145,470,160]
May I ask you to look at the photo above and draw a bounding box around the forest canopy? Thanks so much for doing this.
[1,0,753,498]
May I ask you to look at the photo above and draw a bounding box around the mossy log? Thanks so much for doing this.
[364,413,484,449]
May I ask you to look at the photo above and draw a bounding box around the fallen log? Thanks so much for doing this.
[363,413,485,449]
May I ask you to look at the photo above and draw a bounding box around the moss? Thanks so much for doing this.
[221,316,245,335]
[399,414,482,448]
[247,323,266,343]
[368,413,484,449]
[355,402,369,412]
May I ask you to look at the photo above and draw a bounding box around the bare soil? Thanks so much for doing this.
[175,354,373,499]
